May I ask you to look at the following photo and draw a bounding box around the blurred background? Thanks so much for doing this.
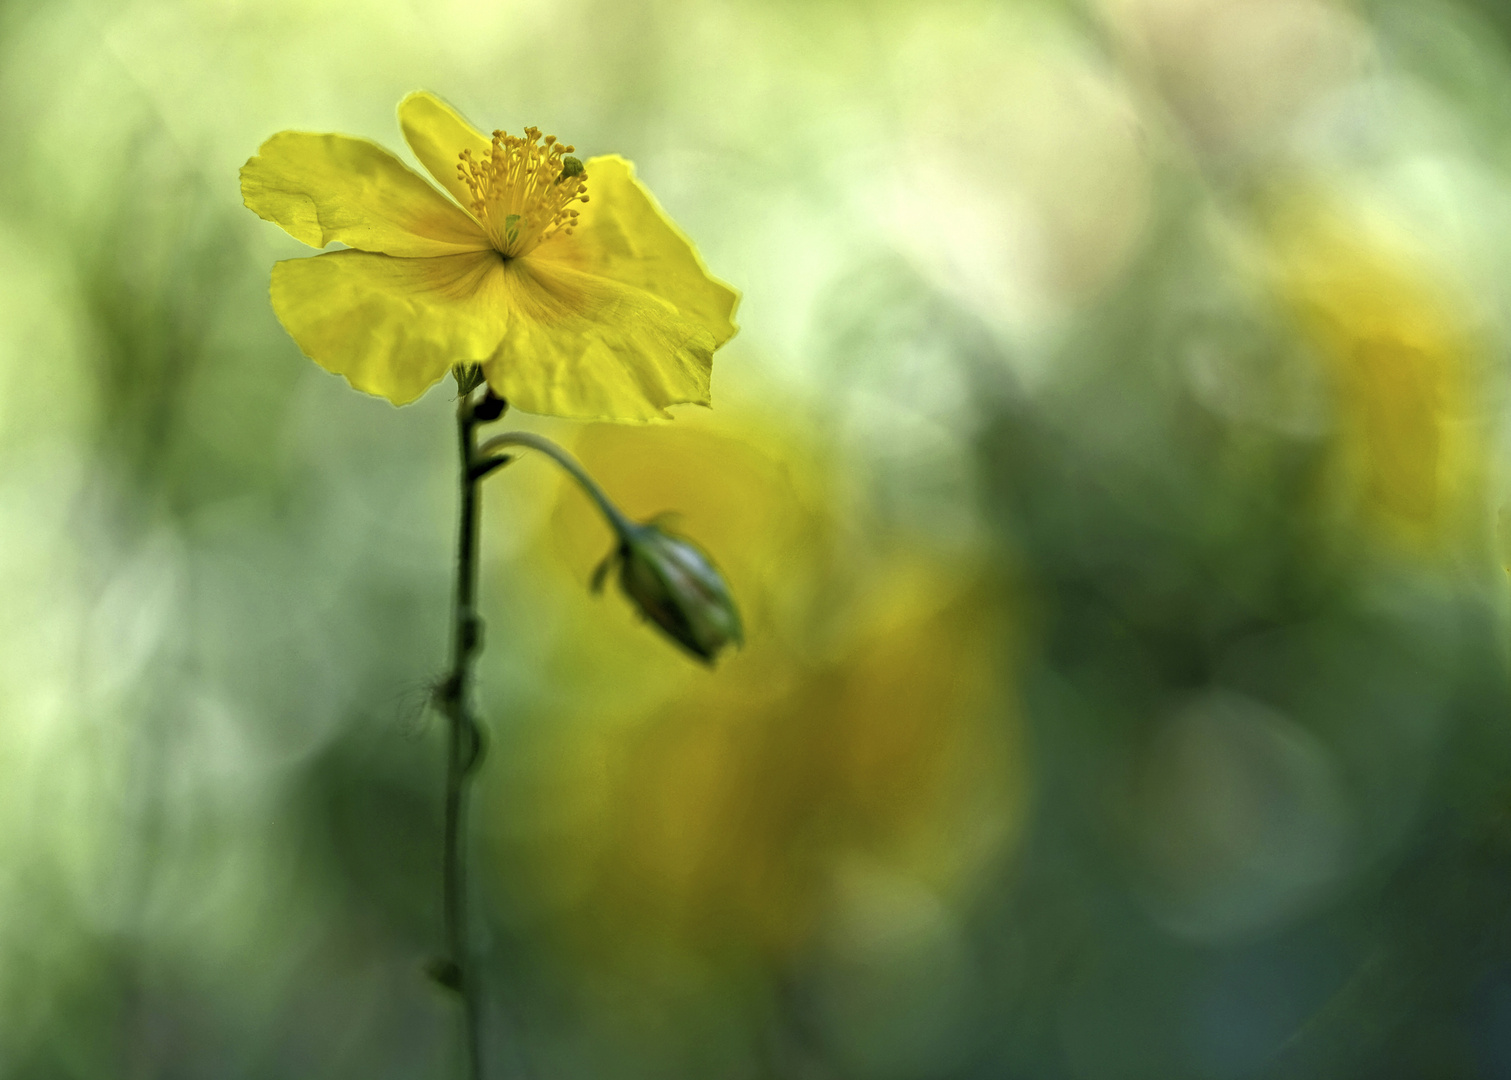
[5,0,1511,1076]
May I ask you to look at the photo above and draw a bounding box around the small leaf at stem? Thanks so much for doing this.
[473,391,508,422]
[469,454,512,481]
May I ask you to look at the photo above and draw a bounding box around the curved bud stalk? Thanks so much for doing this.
[476,430,743,663]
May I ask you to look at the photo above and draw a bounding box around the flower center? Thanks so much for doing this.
[457,127,589,258]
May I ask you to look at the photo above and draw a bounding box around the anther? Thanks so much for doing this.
[455,126,589,256]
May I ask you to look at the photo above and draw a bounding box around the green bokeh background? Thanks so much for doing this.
[6,0,1511,1077]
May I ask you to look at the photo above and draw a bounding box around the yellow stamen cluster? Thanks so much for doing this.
[457,126,589,258]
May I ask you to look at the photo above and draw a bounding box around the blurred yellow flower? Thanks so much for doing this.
[240,92,738,419]
[491,408,1027,970]
[1266,194,1485,556]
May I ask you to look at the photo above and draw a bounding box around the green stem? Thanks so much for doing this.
[436,419,628,1079]
[476,430,636,540]
[441,389,487,1080]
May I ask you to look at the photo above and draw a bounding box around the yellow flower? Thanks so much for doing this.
[240,92,739,420]
[1265,193,1484,556]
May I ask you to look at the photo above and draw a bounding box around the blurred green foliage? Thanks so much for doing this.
[5,0,1511,1078]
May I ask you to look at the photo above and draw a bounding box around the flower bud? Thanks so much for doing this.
[596,523,743,662]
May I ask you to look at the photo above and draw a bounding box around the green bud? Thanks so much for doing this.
[556,155,585,183]
[596,523,743,663]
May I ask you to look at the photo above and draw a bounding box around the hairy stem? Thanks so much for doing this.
[435,413,625,1078]
[440,388,488,1079]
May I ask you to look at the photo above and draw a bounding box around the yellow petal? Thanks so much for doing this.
[241,132,489,257]
[397,91,493,212]
[533,154,740,349]
[481,257,718,421]
[271,249,511,405]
